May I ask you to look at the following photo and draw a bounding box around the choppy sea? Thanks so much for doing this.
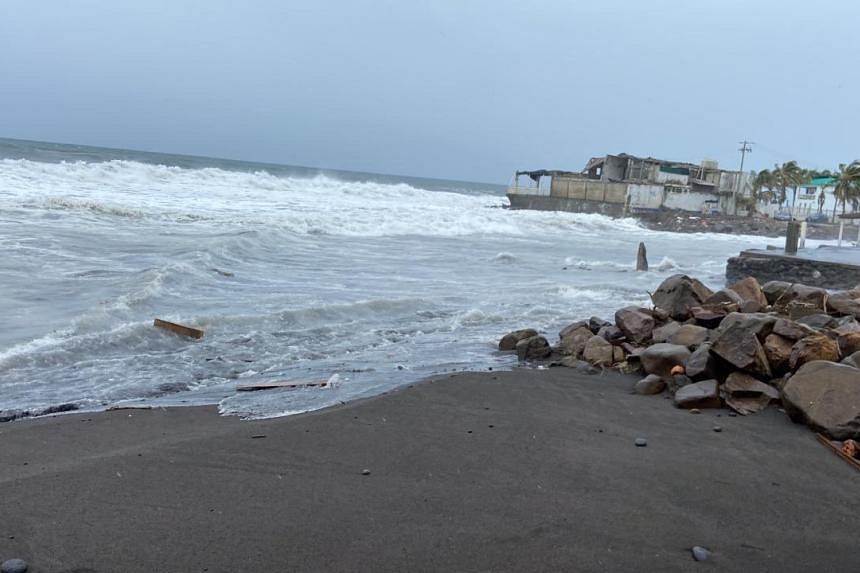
[0,138,789,419]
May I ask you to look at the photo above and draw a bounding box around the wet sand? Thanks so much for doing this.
[0,368,856,572]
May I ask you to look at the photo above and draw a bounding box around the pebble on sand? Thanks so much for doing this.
[634,438,647,447]
[1,558,28,573]
[361,469,371,475]
[691,546,711,561]
[713,426,723,433]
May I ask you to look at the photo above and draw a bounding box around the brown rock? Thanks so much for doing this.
[516,335,551,361]
[597,325,624,342]
[722,372,780,415]
[705,289,744,306]
[612,345,625,364]
[559,321,588,340]
[614,306,654,344]
[761,281,791,305]
[640,343,691,378]
[763,334,794,376]
[556,327,593,357]
[827,291,860,319]
[674,380,721,409]
[772,318,815,341]
[789,335,839,371]
[842,351,860,369]
[690,307,726,329]
[685,343,717,380]
[796,313,837,330]
[500,328,538,351]
[669,324,710,348]
[651,274,714,321]
[729,276,768,307]
[588,316,611,334]
[781,360,860,440]
[838,332,860,357]
[634,374,666,395]
[651,321,682,343]
[710,313,775,379]
[582,336,614,367]
[741,300,763,313]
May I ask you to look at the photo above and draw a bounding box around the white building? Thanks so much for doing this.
[757,177,857,221]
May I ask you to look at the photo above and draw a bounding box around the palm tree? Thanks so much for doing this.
[832,161,860,216]
[783,161,805,215]
[752,169,774,206]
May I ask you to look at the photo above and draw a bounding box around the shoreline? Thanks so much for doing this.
[1,368,856,572]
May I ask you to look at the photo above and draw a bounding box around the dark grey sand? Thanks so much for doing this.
[0,369,856,572]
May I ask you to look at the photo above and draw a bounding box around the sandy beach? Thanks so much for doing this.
[0,368,856,572]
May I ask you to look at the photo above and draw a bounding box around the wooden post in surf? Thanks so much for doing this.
[154,318,204,339]
[636,242,648,271]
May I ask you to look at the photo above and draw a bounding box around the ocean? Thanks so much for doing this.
[0,138,786,419]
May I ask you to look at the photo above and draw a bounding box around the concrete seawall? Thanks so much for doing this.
[726,248,860,289]
[506,194,626,217]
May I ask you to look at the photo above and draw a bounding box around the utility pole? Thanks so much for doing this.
[734,140,753,215]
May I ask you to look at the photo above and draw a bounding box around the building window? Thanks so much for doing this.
[802,187,817,196]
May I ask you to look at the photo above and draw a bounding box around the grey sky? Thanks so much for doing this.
[2,0,858,183]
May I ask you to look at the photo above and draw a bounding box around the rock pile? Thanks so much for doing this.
[499,274,860,440]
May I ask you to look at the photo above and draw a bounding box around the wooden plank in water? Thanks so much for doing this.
[154,318,204,339]
[236,380,329,392]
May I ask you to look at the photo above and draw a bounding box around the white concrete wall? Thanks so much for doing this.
[627,184,664,210]
[663,188,722,212]
[655,170,689,184]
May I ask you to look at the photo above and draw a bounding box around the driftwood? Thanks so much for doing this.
[816,433,860,472]
[154,319,204,339]
[236,380,329,392]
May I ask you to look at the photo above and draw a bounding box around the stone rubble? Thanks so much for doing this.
[498,273,860,441]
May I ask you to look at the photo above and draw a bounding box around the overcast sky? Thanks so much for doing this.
[2,1,858,183]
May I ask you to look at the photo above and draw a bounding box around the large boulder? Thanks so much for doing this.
[838,332,860,357]
[728,276,768,307]
[559,321,588,340]
[651,321,682,343]
[614,306,654,344]
[721,372,780,415]
[500,328,538,351]
[705,289,744,306]
[842,351,860,369]
[556,326,594,357]
[685,343,717,380]
[796,313,837,330]
[640,343,691,378]
[690,306,727,329]
[674,380,721,409]
[597,324,624,342]
[651,275,714,321]
[772,318,815,341]
[669,324,710,348]
[588,316,611,334]
[828,290,860,319]
[781,361,860,440]
[634,374,666,395]
[516,335,551,361]
[789,335,839,371]
[582,335,614,367]
[710,313,775,379]
[763,334,794,376]
[761,281,791,305]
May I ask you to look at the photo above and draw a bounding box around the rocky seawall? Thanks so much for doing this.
[636,210,845,240]
[499,274,860,444]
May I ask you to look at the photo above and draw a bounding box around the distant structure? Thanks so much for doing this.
[757,176,857,222]
[508,153,753,216]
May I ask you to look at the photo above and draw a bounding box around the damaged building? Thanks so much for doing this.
[508,153,753,216]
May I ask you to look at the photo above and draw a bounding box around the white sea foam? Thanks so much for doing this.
[0,153,785,418]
